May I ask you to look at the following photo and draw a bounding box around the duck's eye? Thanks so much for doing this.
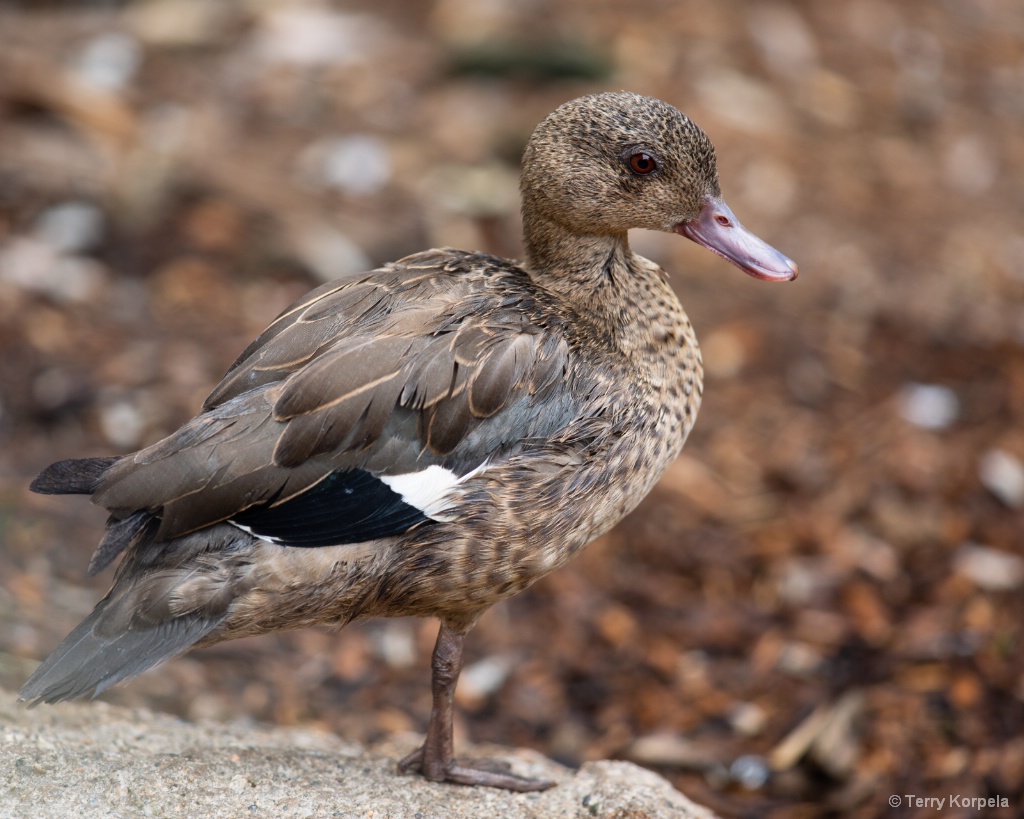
[628,152,658,175]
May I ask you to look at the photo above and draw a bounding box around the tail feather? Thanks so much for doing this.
[31,457,120,495]
[19,525,253,708]
[88,511,157,577]
[19,597,225,707]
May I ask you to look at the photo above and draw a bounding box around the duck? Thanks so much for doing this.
[20,91,797,791]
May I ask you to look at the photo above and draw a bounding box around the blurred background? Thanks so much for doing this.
[1,1,1022,816]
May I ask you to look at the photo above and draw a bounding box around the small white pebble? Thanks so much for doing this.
[978,449,1024,508]
[898,382,959,430]
[254,8,381,66]
[99,397,145,450]
[34,201,106,253]
[777,642,823,676]
[458,654,515,701]
[306,135,391,196]
[729,702,768,737]
[953,543,1024,591]
[375,622,416,669]
[32,368,76,410]
[731,754,771,789]
[775,557,838,605]
[0,237,106,302]
[73,32,142,91]
[229,774,252,794]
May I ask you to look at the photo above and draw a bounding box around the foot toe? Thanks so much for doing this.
[397,745,555,791]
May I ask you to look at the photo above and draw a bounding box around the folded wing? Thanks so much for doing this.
[46,251,576,567]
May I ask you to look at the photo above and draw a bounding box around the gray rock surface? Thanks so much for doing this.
[0,689,715,818]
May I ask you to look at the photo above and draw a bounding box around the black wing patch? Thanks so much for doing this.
[231,469,431,547]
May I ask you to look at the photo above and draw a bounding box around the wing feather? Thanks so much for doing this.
[273,336,412,420]
[469,333,538,418]
[87,251,582,546]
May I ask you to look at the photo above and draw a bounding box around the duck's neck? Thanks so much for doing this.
[522,212,634,304]
[522,213,688,360]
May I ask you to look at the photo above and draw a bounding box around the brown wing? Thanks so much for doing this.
[91,250,575,542]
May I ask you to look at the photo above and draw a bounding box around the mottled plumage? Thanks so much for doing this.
[21,92,796,791]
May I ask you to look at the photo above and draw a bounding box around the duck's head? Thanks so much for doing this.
[520,91,797,282]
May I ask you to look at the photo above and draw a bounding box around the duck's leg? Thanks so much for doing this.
[398,621,555,791]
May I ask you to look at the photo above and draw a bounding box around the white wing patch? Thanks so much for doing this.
[229,519,282,545]
[379,463,487,520]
